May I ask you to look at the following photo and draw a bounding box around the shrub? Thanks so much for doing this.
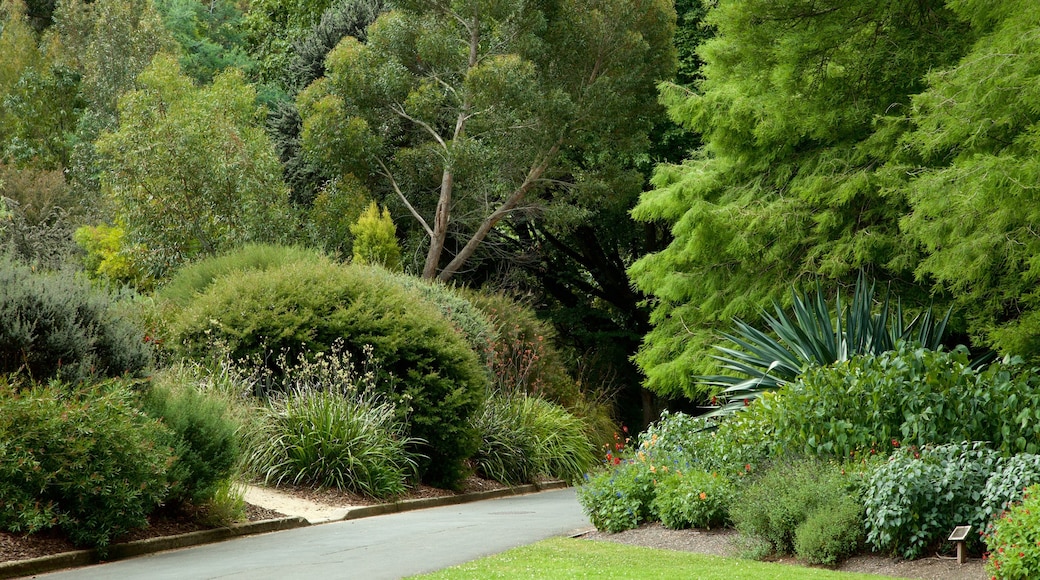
[138,374,241,506]
[984,484,1040,580]
[463,290,578,405]
[158,243,328,308]
[652,469,733,530]
[170,262,486,488]
[73,223,150,289]
[793,496,864,566]
[0,254,152,383]
[577,459,656,533]
[637,410,771,479]
[730,458,858,557]
[979,454,1040,524]
[0,380,172,551]
[758,346,1040,459]
[349,201,401,270]
[471,391,596,484]
[863,441,1000,559]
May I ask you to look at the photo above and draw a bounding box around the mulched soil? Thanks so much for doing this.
[1,503,286,564]
[583,523,987,580]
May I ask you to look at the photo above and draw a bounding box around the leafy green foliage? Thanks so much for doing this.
[980,454,1040,526]
[159,244,327,309]
[138,375,241,506]
[155,0,252,84]
[730,459,859,558]
[97,54,293,277]
[577,460,657,533]
[651,469,733,530]
[74,224,149,288]
[305,174,369,255]
[463,290,577,405]
[984,484,1040,580]
[249,389,417,498]
[900,2,1040,361]
[638,410,770,479]
[0,380,172,552]
[0,253,151,382]
[471,391,596,484]
[628,0,972,400]
[793,496,864,566]
[862,442,1000,559]
[757,347,1040,459]
[169,260,486,488]
[705,274,951,408]
[350,201,400,270]
[299,0,675,280]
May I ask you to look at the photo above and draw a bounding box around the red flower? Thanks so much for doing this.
[891,439,900,448]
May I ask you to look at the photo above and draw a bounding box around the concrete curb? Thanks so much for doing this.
[0,517,308,580]
[0,481,569,579]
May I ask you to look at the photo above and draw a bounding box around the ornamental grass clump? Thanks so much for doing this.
[248,388,418,499]
[471,391,596,484]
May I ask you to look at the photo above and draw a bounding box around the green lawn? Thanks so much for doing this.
[408,537,904,580]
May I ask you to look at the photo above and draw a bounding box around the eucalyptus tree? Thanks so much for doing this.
[299,0,676,280]
[97,54,293,277]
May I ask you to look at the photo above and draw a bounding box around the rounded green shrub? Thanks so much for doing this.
[730,458,859,557]
[0,379,172,552]
[863,441,999,559]
[652,469,734,530]
[138,374,241,506]
[0,254,152,383]
[793,495,864,566]
[169,260,486,488]
[980,453,1040,524]
[984,484,1040,580]
[248,389,418,499]
[158,243,328,308]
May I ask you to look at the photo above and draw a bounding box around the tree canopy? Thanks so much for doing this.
[298,0,676,280]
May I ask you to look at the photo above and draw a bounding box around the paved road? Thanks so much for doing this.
[37,488,590,580]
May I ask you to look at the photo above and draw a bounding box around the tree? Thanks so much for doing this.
[899,1,1040,359]
[299,0,676,280]
[627,0,973,399]
[154,0,253,85]
[97,54,293,277]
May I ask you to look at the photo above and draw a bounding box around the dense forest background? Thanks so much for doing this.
[2,0,1039,426]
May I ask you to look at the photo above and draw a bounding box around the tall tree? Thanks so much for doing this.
[97,54,293,276]
[900,0,1040,358]
[628,0,972,400]
[298,0,675,280]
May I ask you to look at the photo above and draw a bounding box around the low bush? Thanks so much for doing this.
[637,410,771,479]
[0,254,151,383]
[158,243,328,308]
[984,484,1040,579]
[138,375,241,506]
[471,391,596,484]
[0,380,172,551]
[730,458,859,558]
[652,469,733,530]
[863,442,1000,559]
[463,290,578,405]
[793,495,864,566]
[169,261,486,488]
[759,346,1040,458]
[979,453,1040,524]
[247,388,418,499]
[577,459,656,533]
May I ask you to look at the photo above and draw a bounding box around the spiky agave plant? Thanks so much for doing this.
[703,272,952,415]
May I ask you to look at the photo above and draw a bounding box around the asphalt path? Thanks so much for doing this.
[36,488,590,580]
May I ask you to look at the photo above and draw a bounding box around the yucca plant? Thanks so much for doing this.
[703,272,953,415]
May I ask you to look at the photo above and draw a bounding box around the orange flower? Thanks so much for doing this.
[699,492,707,500]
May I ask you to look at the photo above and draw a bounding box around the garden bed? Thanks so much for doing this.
[582,523,985,580]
